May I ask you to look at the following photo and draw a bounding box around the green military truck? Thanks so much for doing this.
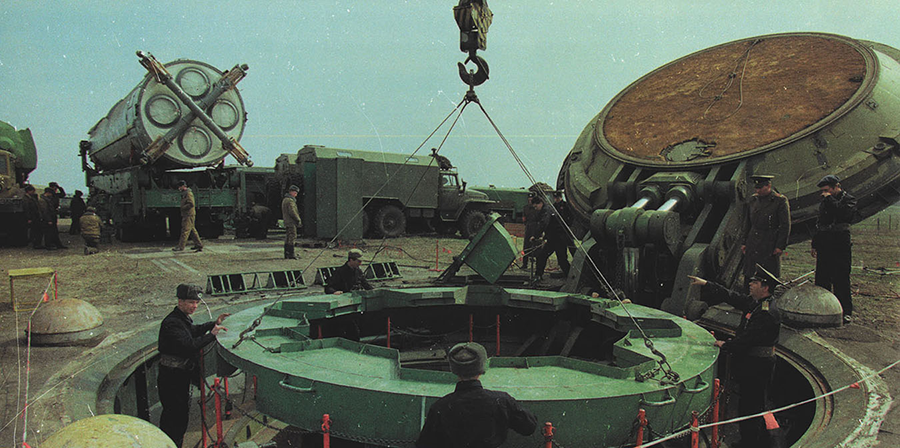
[276,145,497,239]
[0,120,38,246]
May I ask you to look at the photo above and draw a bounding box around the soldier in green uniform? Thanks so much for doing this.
[173,180,203,252]
[742,175,790,280]
[281,185,302,259]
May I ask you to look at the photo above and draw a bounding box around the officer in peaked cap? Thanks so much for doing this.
[157,284,229,447]
[688,266,781,446]
[742,174,791,284]
[416,342,537,448]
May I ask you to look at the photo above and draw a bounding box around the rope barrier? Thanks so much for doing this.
[18,275,55,448]
[633,357,900,447]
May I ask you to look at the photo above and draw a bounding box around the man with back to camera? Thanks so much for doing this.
[688,269,781,447]
[416,342,537,448]
[325,248,374,294]
[811,174,858,323]
[742,175,790,280]
[282,185,302,259]
[173,180,203,252]
[157,284,229,447]
[69,189,86,235]
[79,206,102,255]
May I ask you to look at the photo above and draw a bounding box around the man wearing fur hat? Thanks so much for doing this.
[157,284,229,447]
[416,342,537,448]
[325,249,373,294]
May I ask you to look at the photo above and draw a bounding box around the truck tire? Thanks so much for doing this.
[459,210,487,239]
[374,205,406,237]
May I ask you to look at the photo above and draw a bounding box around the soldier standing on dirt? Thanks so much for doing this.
[811,174,858,323]
[69,190,86,235]
[742,175,790,280]
[41,187,66,249]
[282,185,302,259]
[23,185,45,249]
[173,180,203,252]
[157,284,229,447]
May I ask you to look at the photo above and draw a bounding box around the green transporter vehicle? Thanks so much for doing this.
[80,52,265,241]
[275,145,498,240]
[0,120,38,246]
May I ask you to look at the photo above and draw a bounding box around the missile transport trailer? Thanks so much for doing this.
[558,33,900,316]
[0,120,38,246]
[275,145,498,240]
[80,53,261,241]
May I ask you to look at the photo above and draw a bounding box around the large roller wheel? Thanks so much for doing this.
[459,209,487,239]
[374,205,406,237]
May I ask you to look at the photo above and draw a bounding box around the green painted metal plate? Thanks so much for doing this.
[216,286,717,447]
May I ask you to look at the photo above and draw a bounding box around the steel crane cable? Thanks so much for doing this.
[698,39,760,121]
[233,99,470,349]
[471,99,679,382]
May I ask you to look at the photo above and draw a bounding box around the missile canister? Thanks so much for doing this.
[86,58,248,171]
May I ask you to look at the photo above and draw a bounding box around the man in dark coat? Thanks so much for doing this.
[416,342,537,448]
[689,270,781,447]
[811,174,858,323]
[157,284,229,447]
[742,175,790,280]
[23,185,44,249]
[69,190,86,235]
[535,191,573,279]
[325,249,374,294]
[41,187,66,249]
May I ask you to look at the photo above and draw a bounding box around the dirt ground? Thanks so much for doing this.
[0,215,898,447]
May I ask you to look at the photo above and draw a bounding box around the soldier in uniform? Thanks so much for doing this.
[281,185,302,259]
[249,198,271,240]
[79,206,102,255]
[173,180,203,252]
[742,175,790,280]
[157,284,229,447]
[325,249,374,294]
[23,185,45,249]
[521,194,539,270]
[416,342,537,448]
[533,192,571,280]
[811,174,858,323]
[41,187,65,249]
[689,269,781,447]
[69,189,86,235]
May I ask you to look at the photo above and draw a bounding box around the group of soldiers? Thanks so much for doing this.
[22,182,102,255]
[743,173,858,322]
[522,189,575,284]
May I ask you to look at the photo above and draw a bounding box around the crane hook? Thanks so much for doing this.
[458,54,490,87]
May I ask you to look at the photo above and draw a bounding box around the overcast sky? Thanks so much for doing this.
[3,1,900,192]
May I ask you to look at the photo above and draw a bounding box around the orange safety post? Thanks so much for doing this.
[690,411,699,448]
[200,351,208,448]
[322,414,332,448]
[542,422,554,448]
[387,316,392,349]
[224,377,231,419]
[495,314,501,356]
[429,240,442,271]
[635,408,647,446]
[469,314,474,342]
[711,379,720,448]
[214,378,224,447]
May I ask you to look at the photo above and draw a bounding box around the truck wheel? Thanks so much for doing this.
[459,210,487,239]
[374,205,406,237]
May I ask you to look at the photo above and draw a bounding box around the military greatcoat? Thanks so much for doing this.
[743,192,790,278]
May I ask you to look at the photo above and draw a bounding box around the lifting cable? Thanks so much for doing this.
[470,97,679,382]
[233,96,473,349]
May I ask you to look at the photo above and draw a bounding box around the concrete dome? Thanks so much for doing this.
[40,414,175,448]
[28,298,106,346]
[775,283,844,328]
